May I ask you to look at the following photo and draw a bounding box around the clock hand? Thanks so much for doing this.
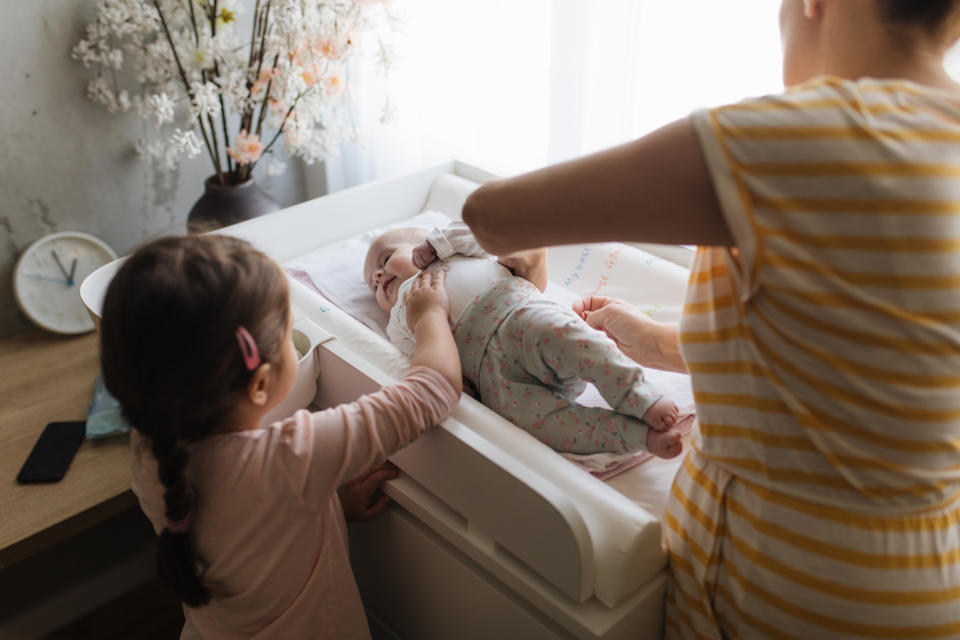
[22,273,69,285]
[52,250,72,284]
[68,258,77,286]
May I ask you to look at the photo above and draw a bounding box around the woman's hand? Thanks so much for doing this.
[412,240,438,270]
[340,461,399,522]
[573,295,687,373]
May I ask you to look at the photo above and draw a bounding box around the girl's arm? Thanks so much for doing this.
[463,117,734,256]
[282,271,461,507]
[406,270,462,393]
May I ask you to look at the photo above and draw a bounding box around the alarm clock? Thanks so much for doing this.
[13,231,118,335]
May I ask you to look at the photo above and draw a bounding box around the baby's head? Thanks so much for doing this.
[364,227,429,312]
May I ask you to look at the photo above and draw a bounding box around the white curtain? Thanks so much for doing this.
[309,1,805,195]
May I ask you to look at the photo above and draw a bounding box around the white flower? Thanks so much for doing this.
[134,138,164,159]
[74,0,396,173]
[190,82,221,119]
[189,46,214,71]
[170,128,202,158]
[105,48,123,71]
[85,77,131,113]
[71,40,97,68]
[144,92,176,126]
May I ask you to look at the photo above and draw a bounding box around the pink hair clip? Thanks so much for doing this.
[166,513,193,535]
[235,326,261,371]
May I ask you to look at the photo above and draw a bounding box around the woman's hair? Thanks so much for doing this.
[100,234,290,607]
[877,0,960,33]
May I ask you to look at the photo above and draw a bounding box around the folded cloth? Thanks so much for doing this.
[86,373,132,439]
[562,406,696,479]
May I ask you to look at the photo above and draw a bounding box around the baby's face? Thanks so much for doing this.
[364,228,429,312]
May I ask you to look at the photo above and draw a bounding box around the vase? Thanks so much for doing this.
[187,176,281,234]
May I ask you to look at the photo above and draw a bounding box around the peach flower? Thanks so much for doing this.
[250,68,280,100]
[227,130,264,165]
[323,66,346,98]
[314,34,346,59]
[301,61,321,87]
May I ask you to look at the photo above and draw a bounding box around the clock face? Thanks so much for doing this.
[13,232,118,335]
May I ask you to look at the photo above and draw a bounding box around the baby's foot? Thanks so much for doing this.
[646,428,683,459]
[643,396,678,432]
[498,248,548,292]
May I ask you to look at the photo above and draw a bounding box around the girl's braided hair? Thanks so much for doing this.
[100,234,289,607]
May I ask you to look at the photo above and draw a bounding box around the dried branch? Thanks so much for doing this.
[187,0,199,46]
[153,0,222,181]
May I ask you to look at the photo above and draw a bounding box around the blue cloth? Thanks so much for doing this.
[86,374,131,439]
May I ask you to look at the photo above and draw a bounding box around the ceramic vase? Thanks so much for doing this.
[187,175,281,234]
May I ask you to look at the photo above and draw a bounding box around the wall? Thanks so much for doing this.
[0,1,306,339]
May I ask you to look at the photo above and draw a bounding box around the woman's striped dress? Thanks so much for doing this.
[665,77,960,638]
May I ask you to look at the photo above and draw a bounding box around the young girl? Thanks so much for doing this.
[100,234,461,639]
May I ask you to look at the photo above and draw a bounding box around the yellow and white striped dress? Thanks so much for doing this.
[665,77,960,638]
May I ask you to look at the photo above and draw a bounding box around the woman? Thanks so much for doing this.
[463,1,960,637]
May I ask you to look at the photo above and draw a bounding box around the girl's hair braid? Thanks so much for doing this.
[100,234,290,607]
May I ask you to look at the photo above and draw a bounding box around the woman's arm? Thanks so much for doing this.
[463,117,733,256]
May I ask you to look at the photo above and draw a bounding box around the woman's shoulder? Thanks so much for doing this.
[709,75,960,124]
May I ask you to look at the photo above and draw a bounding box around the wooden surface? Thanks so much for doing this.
[0,330,134,568]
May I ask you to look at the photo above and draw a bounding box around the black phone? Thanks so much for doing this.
[16,421,86,484]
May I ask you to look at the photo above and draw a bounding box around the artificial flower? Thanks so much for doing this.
[74,0,394,182]
[227,130,264,165]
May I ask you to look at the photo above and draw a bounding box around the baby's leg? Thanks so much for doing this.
[641,396,679,431]
[480,375,681,457]
[475,314,682,458]
[514,302,678,430]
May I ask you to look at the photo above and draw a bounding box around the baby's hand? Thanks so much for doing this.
[340,462,399,522]
[405,269,450,330]
[412,240,438,270]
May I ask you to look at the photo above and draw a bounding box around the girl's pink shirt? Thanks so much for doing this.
[130,366,459,640]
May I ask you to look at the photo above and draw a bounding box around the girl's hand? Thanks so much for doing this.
[407,269,462,394]
[340,461,399,522]
[405,269,450,330]
[412,240,438,270]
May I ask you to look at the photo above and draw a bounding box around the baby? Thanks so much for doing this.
[364,221,682,458]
